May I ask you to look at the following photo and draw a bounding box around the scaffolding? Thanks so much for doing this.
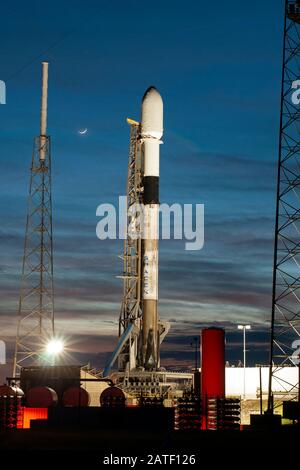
[268,0,300,411]
[13,63,54,376]
[117,119,143,372]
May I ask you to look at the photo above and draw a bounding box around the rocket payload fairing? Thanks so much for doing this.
[140,87,163,370]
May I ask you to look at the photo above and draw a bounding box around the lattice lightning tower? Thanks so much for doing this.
[13,62,54,376]
[268,0,300,410]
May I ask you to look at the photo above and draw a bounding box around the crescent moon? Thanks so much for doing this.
[78,128,88,135]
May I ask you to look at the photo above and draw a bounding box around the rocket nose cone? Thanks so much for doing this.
[141,86,163,139]
[142,86,161,101]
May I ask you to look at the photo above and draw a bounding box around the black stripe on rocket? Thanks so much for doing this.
[143,176,159,205]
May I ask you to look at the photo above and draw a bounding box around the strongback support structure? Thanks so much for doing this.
[117,119,143,372]
[268,1,300,411]
[13,62,54,376]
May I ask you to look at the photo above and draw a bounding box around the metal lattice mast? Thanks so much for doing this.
[117,119,143,371]
[268,1,300,411]
[13,62,54,376]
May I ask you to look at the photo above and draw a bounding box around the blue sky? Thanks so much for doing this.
[0,0,285,376]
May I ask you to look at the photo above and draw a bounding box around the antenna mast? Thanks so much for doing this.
[13,62,54,376]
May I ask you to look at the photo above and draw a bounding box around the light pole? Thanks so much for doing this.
[237,325,251,399]
[190,336,200,370]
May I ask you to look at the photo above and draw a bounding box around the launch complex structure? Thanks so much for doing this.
[10,0,300,412]
[11,69,192,398]
[103,88,192,397]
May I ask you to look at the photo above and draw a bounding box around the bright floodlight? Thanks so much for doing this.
[46,339,64,356]
[238,325,251,330]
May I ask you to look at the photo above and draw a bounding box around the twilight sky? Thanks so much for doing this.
[0,0,285,379]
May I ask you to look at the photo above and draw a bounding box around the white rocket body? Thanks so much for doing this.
[140,87,163,370]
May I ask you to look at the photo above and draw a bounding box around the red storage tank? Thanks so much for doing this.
[201,327,225,399]
[26,386,58,408]
[62,387,90,407]
[100,386,125,407]
[0,385,24,397]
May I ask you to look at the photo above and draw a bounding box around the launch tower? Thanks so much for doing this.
[268,0,300,411]
[13,62,54,376]
[104,88,174,389]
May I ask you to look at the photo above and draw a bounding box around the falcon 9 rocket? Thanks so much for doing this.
[140,87,163,370]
